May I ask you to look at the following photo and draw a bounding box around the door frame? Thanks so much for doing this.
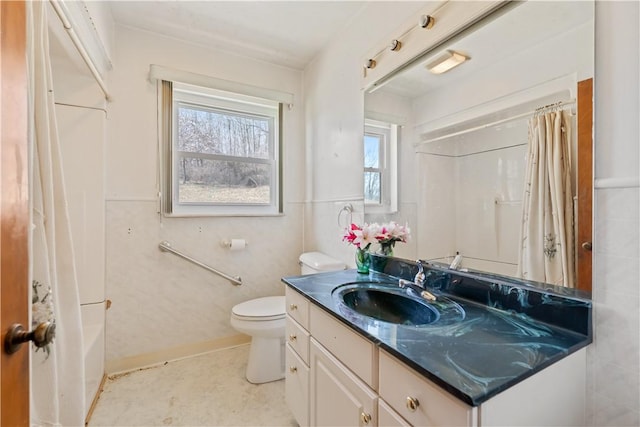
[576,78,593,292]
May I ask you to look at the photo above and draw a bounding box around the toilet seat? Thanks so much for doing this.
[231,296,285,321]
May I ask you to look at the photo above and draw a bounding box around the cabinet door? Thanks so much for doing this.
[379,399,411,427]
[286,344,309,427]
[310,338,377,427]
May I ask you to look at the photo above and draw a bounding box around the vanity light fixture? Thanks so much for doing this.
[426,50,469,74]
[365,58,377,69]
[390,39,402,52]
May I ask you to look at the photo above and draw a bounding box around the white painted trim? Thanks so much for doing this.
[105,334,251,375]
[309,197,364,204]
[106,197,158,202]
[594,177,640,189]
[149,64,294,104]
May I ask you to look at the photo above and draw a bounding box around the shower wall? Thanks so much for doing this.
[417,122,528,275]
[49,13,109,414]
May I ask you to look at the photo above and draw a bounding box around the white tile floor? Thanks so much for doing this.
[88,344,297,427]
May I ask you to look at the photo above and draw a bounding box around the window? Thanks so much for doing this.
[161,81,282,216]
[364,119,398,213]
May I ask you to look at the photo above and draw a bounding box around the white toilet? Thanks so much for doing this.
[230,251,345,384]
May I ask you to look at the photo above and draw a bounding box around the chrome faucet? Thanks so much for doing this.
[414,259,426,288]
[398,260,436,301]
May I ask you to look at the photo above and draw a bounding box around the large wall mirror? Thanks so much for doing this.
[364,1,593,291]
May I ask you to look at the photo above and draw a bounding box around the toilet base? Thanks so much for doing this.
[245,335,285,384]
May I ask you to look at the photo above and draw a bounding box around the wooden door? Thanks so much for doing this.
[576,78,593,292]
[0,1,30,425]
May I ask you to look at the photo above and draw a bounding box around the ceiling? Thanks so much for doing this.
[108,1,377,70]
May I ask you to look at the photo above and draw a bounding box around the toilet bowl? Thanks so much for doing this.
[231,252,345,384]
[231,296,286,384]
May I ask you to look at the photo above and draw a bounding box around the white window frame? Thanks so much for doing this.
[160,81,283,217]
[364,119,398,214]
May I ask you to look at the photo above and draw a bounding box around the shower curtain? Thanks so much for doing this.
[517,109,575,288]
[29,2,86,425]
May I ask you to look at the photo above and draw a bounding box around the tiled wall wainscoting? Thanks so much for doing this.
[589,183,640,426]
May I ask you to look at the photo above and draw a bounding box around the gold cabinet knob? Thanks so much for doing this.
[360,412,372,425]
[289,303,298,311]
[582,241,593,251]
[289,366,297,373]
[406,396,420,412]
[289,334,297,342]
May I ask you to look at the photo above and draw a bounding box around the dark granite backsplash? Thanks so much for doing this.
[370,254,592,337]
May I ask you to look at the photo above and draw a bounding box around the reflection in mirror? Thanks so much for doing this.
[364,1,593,291]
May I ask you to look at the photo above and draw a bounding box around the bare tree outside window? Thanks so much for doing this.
[177,105,273,204]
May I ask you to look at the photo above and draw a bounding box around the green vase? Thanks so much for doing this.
[355,248,371,274]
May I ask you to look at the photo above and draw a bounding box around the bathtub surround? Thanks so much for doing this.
[30,2,88,424]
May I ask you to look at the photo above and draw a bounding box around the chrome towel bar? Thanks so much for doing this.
[158,241,242,286]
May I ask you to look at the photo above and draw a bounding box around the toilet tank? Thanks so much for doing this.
[299,252,345,275]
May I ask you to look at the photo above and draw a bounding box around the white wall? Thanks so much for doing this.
[104,25,305,370]
[305,1,639,426]
[589,2,640,425]
[303,2,426,266]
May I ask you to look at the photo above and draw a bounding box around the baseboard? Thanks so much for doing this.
[105,334,251,375]
[85,373,107,426]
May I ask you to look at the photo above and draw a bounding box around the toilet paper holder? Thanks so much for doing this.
[221,239,248,250]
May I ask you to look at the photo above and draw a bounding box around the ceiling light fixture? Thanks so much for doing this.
[426,50,469,75]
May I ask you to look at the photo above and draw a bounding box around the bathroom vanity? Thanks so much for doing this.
[282,256,591,427]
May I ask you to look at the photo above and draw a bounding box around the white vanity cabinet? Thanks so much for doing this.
[284,287,587,427]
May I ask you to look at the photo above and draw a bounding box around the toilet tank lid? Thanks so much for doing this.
[299,251,345,271]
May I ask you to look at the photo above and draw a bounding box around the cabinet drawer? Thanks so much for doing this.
[379,350,476,427]
[309,304,378,389]
[286,286,310,329]
[286,316,310,364]
[286,344,309,427]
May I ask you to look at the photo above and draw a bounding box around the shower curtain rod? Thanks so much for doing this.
[417,99,576,145]
[49,0,112,101]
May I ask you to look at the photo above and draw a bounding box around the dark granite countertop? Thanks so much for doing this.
[282,258,592,407]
